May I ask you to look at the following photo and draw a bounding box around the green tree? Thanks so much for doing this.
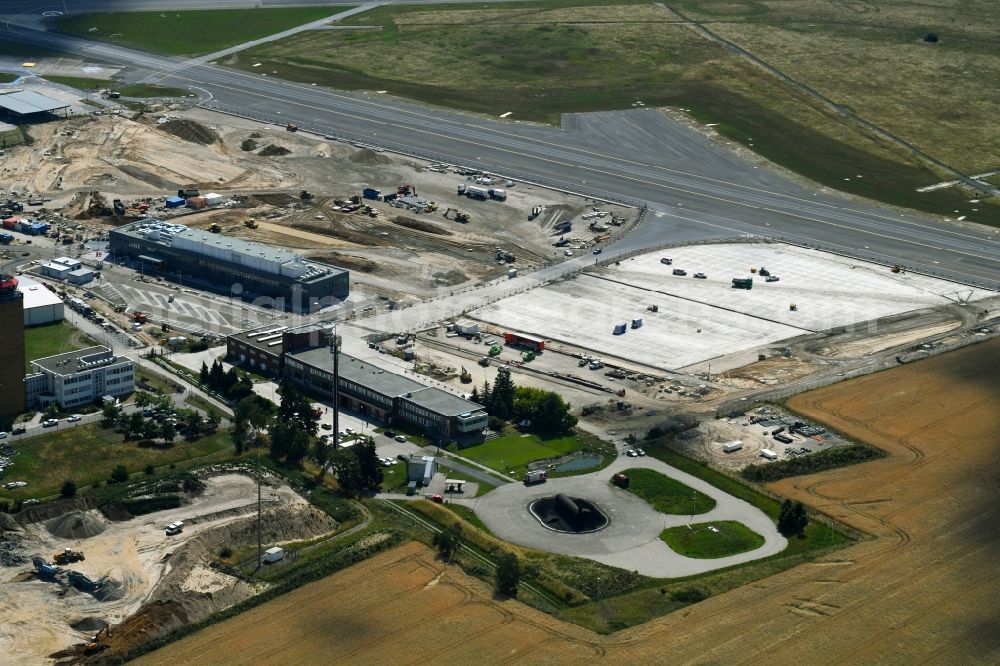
[480,379,492,409]
[312,435,330,481]
[495,552,520,597]
[432,523,462,562]
[199,361,209,385]
[141,419,159,441]
[183,410,203,440]
[330,448,362,495]
[269,420,310,467]
[44,403,60,418]
[356,437,384,490]
[777,500,808,537]
[60,479,77,499]
[278,379,318,436]
[101,403,121,427]
[513,386,576,433]
[490,369,515,420]
[159,421,176,443]
[233,396,270,453]
[110,464,128,484]
[144,464,155,475]
[134,391,155,408]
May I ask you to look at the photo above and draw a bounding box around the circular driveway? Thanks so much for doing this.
[466,455,786,578]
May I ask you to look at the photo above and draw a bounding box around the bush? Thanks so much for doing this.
[219,545,233,558]
[495,552,521,597]
[60,479,77,499]
[672,587,708,603]
[923,32,939,43]
[121,495,181,515]
[487,415,505,432]
[144,464,155,475]
[110,464,129,484]
[741,444,883,483]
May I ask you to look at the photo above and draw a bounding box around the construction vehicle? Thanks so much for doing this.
[495,248,515,263]
[444,208,470,223]
[32,556,62,578]
[660,257,673,265]
[286,123,298,132]
[68,570,105,593]
[300,190,313,200]
[522,350,535,362]
[732,278,753,290]
[130,311,148,324]
[244,219,258,229]
[209,223,221,233]
[460,367,472,383]
[891,265,904,274]
[478,357,490,367]
[647,304,659,312]
[83,627,110,655]
[488,345,502,357]
[529,206,542,220]
[789,303,798,311]
[758,267,770,277]
[397,184,416,197]
[112,199,126,216]
[53,548,85,565]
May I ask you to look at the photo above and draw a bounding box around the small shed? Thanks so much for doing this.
[262,546,285,564]
[203,192,225,207]
[165,196,185,209]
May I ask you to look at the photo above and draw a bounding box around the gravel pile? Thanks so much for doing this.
[46,511,106,539]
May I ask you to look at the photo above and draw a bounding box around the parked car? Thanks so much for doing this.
[430,494,444,503]
[693,272,707,279]
[11,427,26,435]
[564,249,573,256]
[384,430,396,439]
[766,275,780,282]
[625,449,639,457]
[42,419,59,427]
[67,414,82,422]
[635,448,646,456]
[321,423,332,430]
[395,435,407,442]
[592,248,602,255]
[0,432,6,440]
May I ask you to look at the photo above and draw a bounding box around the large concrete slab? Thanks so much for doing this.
[471,243,994,370]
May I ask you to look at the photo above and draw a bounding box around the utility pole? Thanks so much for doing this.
[330,325,340,450]
[256,457,262,569]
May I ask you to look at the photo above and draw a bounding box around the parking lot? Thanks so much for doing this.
[470,242,994,372]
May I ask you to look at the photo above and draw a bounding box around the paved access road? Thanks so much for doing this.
[2,20,999,285]
[468,454,786,578]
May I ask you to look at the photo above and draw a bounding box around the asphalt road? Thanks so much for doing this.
[2,20,999,286]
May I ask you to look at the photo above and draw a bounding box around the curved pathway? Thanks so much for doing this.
[466,454,786,578]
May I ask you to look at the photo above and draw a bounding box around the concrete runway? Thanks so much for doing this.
[2,18,999,286]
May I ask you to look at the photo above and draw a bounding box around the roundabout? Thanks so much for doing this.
[464,455,787,578]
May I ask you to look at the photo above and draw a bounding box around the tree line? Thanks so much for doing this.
[470,369,577,433]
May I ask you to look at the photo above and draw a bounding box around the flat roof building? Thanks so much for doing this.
[18,275,64,325]
[110,220,349,312]
[0,275,26,418]
[26,345,134,409]
[0,90,69,120]
[228,324,487,441]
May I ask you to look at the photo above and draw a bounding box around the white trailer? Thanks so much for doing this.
[760,448,778,461]
[262,546,285,564]
[723,440,743,453]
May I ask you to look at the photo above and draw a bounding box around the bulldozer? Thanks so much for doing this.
[244,218,258,229]
[53,548,85,565]
[209,223,222,233]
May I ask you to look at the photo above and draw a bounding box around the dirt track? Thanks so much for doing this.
[138,338,1000,663]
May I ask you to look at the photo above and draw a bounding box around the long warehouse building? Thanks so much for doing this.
[110,220,349,312]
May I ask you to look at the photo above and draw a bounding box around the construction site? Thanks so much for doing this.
[0,471,339,664]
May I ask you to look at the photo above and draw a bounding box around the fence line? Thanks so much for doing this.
[715,327,1000,417]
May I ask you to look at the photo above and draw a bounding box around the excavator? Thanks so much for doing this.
[444,208,470,223]
[84,626,110,655]
[459,367,472,383]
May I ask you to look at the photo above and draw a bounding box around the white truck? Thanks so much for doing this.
[760,448,778,461]
[262,546,285,564]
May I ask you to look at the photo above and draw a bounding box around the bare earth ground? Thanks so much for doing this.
[139,338,1000,663]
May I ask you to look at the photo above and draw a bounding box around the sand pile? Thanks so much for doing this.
[160,119,218,145]
[392,216,452,236]
[349,147,391,165]
[70,617,108,632]
[258,144,292,157]
[46,511,106,539]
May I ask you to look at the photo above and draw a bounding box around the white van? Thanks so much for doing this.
[165,522,184,535]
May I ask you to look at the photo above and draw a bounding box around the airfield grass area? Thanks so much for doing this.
[24,321,89,371]
[226,0,999,223]
[617,467,716,514]
[53,7,351,56]
[41,74,189,97]
[661,520,765,558]
[0,424,232,501]
[0,72,18,83]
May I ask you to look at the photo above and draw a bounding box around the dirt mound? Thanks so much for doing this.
[311,252,378,273]
[349,147,391,165]
[258,144,292,157]
[159,119,218,145]
[70,616,108,632]
[250,192,297,206]
[0,512,20,531]
[240,138,258,151]
[433,269,468,286]
[392,216,452,236]
[93,578,126,602]
[46,510,106,539]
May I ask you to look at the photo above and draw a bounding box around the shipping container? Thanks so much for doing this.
[631,317,643,329]
[165,196,185,209]
[723,440,743,453]
[186,196,207,209]
[362,188,381,200]
[262,547,285,563]
[760,448,778,460]
[203,192,225,206]
[613,322,628,335]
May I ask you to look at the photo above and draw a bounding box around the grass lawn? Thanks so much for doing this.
[459,429,594,477]
[24,321,91,371]
[226,0,999,225]
[42,75,111,90]
[0,425,233,501]
[0,72,18,83]
[135,367,183,395]
[618,467,715,515]
[40,75,189,98]
[184,393,222,415]
[379,460,409,493]
[54,7,355,56]
[661,520,765,559]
